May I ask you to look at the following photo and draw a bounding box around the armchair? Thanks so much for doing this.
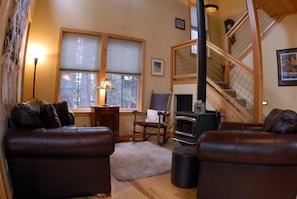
[196,109,297,199]
[132,91,172,145]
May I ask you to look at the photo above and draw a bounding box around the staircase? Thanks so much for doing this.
[216,82,246,107]
[205,8,282,122]
[215,80,254,118]
[172,8,282,123]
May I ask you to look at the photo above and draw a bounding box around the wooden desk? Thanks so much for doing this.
[91,106,119,142]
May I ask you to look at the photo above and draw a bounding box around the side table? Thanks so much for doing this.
[91,106,119,142]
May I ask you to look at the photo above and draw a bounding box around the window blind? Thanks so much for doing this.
[60,32,101,71]
[106,38,142,74]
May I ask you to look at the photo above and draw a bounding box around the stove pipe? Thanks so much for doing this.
[196,0,207,103]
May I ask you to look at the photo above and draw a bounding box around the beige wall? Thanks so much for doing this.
[23,0,297,133]
[218,0,247,37]
[23,0,190,136]
[240,13,297,116]
[24,0,190,102]
[261,14,297,114]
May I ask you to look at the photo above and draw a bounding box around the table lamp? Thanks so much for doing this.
[98,79,115,106]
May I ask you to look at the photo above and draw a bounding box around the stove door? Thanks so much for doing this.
[173,116,198,145]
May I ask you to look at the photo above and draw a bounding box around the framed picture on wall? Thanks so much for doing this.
[276,48,297,86]
[151,58,164,77]
[175,18,185,30]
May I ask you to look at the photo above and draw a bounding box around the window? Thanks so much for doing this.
[60,71,97,108]
[190,5,208,53]
[105,38,142,110]
[106,74,139,109]
[59,32,101,108]
[59,30,143,110]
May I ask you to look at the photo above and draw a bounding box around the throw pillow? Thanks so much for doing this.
[11,102,43,128]
[263,108,282,131]
[264,109,297,134]
[53,101,73,126]
[145,109,164,123]
[40,103,62,128]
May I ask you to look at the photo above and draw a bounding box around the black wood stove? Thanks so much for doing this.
[173,111,221,145]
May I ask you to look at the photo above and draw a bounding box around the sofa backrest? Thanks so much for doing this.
[11,99,74,128]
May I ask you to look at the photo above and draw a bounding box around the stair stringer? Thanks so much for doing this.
[206,78,253,122]
[206,84,247,122]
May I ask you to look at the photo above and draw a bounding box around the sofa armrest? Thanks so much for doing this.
[5,127,115,158]
[197,131,297,165]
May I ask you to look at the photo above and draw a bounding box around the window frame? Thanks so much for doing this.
[56,28,145,112]
[189,4,210,56]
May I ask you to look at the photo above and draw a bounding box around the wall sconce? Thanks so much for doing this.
[98,79,115,106]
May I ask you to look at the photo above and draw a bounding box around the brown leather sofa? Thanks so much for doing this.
[4,100,115,199]
[197,109,297,199]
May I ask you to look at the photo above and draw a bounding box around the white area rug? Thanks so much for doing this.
[110,141,172,181]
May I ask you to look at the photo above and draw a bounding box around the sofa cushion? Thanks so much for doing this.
[264,109,297,134]
[11,102,42,128]
[40,103,62,128]
[53,101,73,126]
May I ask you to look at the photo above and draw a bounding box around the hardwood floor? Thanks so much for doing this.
[107,173,197,199]
[107,138,197,198]
[73,173,197,199]
[73,137,197,199]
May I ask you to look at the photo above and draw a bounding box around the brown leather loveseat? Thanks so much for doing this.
[4,100,115,199]
[197,109,297,199]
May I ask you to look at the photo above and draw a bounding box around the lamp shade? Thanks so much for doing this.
[98,79,115,106]
[98,79,115,90]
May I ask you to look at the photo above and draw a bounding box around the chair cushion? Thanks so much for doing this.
[145,109,163,123]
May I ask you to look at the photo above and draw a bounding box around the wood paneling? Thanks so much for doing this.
[255,0,297,18]
[189,0,297,18]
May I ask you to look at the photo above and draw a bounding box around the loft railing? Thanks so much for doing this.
[223,9,281,61]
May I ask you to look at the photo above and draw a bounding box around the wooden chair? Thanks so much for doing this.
[132,91,172,145]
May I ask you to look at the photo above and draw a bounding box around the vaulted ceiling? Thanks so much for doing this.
[190,0,297,18]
